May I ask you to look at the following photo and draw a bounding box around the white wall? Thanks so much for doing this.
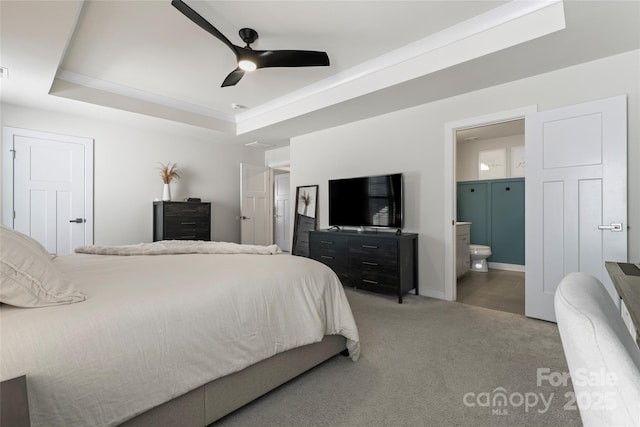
[265,145,290,167]
[0,104,264,245]
[456,133,524,182]
[291,50,640,299]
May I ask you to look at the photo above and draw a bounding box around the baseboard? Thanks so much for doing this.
[419,288,446,300]
[488,262,525,272]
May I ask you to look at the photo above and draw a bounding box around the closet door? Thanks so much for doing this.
[491,179,525,264]
[456,182,489,246]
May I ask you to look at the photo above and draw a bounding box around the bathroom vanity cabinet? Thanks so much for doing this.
[456,223,471,277]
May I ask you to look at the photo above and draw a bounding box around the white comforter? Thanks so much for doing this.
[0,253,360,427]
[75,240,283,255]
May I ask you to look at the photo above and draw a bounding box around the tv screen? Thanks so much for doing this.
[329,173,403,229]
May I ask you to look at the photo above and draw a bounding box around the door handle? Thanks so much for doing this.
[242,216,251,220]
[598,223,623,232]
[69,218,85,223]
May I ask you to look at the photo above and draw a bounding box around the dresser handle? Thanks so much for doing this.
[321,255,334,260]
[362,245,379,249]
[320,241,334,244]
[181,222,196,225]
[362,261,379,266]
[362,279,379,285]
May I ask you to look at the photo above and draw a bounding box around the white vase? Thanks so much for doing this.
[162,183,171,201]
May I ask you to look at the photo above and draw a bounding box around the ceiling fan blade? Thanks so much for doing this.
[245,49,330,69]
[171,0,237,53]
[221,68,245,87]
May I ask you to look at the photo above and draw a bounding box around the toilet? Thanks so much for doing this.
[469,244,492,272]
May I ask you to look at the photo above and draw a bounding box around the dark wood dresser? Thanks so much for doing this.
[1,375,30,427]
[309,230,418,303]
[153,201,211,241]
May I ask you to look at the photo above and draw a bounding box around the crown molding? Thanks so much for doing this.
[235,0,564,127]
[55,69,235,123]
[51,0,564,135]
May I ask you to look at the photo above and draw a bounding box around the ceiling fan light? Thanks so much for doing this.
[238,60,257,72]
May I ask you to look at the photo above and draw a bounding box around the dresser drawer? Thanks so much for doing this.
[312,251,346,268]
[163,222,210,240]
[311,234,348,250]
[349,257,398,276]
[163,203,210,217]
[164,230,210,240]
[164,217,210,229]
[311,249,339,261]
[349,237,398,266]
[310,233,347,258]
[349,237,398,254]
[350,270,397,292]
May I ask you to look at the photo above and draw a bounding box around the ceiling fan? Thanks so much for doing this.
[171,0,330,87]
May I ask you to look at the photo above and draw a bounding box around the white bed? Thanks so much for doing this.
[0,233,360,427]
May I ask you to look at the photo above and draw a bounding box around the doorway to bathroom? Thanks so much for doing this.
[454,119,525,315]
[273,168,291,252]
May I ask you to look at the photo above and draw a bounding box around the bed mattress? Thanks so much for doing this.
[0,253,359,427]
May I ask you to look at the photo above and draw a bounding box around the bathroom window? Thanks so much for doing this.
[479,148,506,180]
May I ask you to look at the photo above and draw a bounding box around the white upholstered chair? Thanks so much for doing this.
[555,272,640,426]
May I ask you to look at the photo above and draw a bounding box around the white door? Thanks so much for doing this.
[2,127,94,255]
[240,163,271,245]
[525,95,627,322]
[274,173,291,251]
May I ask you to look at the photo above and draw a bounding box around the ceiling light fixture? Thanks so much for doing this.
[231,103,247,110]
[238,60,257,72]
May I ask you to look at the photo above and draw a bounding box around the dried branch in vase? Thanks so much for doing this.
[158,162,180,184]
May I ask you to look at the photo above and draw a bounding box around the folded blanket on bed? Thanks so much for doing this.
[75,240,282,255]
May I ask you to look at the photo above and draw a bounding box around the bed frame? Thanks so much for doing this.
[120,335,347,426]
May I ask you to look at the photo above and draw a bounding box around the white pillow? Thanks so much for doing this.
[0,226,86,307]
[0,224,51,257]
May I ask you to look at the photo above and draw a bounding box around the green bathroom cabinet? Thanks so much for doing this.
[490,179,525,265]
[456,182,490,246]
[457,178,525,266]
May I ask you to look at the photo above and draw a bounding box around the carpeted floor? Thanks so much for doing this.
[214,288,582,427]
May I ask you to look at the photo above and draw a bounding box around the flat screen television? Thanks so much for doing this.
[328,173,403,229]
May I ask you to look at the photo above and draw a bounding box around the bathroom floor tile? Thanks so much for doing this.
[456,269,525,315]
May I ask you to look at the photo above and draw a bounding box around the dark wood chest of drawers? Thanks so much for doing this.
[153,201,211,241]
[1,376,30,427]
[309,230,418,303]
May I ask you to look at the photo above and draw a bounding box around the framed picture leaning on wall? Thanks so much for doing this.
[292,185,318,256]
[295,185,318,218]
